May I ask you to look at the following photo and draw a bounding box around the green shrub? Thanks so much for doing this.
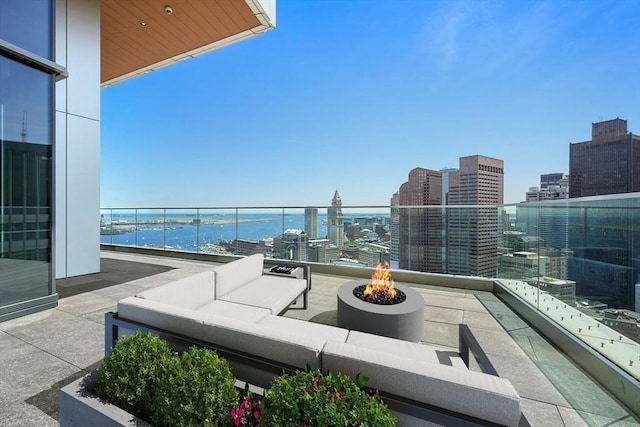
[95,331,173,418]
[96,332,239,426]
[261,369,396,427]
[150,346,239,427]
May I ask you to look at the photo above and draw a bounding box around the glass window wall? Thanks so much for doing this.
[1,0,55,316]
[0,0,53,59]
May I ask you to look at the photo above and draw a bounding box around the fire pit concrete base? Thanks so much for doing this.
[337,279,424,342]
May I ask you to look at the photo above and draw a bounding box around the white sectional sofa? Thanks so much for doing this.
[105,254,524,426]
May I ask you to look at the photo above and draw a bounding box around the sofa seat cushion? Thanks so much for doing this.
[135,270,216,310]
[199,317,327,370]
[322,341,521,427]
[220,275,307,314]
[199,300,271,323]
[346,331,467,370]
[259,315,349,346]
[214,254,265,299]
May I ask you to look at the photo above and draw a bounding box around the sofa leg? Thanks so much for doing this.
[104,312,117,356]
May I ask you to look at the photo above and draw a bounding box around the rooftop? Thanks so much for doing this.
[0,250,638,426]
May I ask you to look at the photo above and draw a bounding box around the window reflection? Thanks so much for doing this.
[0,0,52,59]
[1,54,53,306]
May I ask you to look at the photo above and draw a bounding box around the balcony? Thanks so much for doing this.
[97,194,639,418]
[0,249,637,425]
[0,195,637,425]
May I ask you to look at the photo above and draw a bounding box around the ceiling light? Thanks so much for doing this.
[140,22,147,27]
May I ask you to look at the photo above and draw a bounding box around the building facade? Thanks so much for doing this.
[447,155,504,277]
[389,192,400,269]
[304,207,318,239]
[397,168,443,273]
[569,118,640,198]
[0,1,275,321]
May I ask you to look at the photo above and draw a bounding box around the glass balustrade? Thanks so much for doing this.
[100,194,640,380]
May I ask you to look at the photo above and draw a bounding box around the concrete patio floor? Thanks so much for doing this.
[0,250,637,426]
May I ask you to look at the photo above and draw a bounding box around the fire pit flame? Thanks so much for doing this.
[364,261,396,299]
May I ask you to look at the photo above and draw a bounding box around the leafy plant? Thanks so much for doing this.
[150,346,239,426]
[96,331,238,426]
[95,331,173,418]
[260,368,396,427]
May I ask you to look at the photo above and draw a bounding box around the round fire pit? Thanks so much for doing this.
[337,279,424,342]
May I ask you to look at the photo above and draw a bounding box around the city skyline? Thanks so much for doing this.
[101,0,640,207]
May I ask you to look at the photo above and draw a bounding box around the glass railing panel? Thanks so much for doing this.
[102,208,138,246]
[325,206,390,268]
[496,194,640,380]
[194,208,231,254]
[99,208,113,245]
[226,208,284,259]
[157,209,196,251]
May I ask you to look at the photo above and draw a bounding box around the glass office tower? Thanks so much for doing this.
[1,1,63,320]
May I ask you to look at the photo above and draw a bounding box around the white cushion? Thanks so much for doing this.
[118,296,209,341]
[135,270,215,310]
[200,317,327,370]
[259,315,349,345]
[214,254,264,298]
[322,341,522,427]
[346,330,467,370]
[220,275,307,314]
[199,300,271,323]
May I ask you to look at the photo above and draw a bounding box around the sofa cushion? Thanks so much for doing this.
[199,317,327,370]
[220,275,307,314]
[118,296,210,341]
[118,296,329,377]
[259,315,349,345]
[346,331,467,370]
[135,270,216,310]
[199,300,271,323]
[214,254,264,299]
[322,341,522,427]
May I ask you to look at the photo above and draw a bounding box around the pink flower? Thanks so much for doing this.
[230,408,243,427]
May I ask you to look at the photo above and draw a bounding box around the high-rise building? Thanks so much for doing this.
[540,173,566,189]
[389,192,400,269]
[447,155,504,277]
[397,168,443,273]
[327,190,345,249]
[569,118,640,198]
[440,167,459,205]
[274,229,308,261]
[304,207,318,239]
[526,173,569,202]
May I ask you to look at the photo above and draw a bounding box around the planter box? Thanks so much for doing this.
[59,373,151,427]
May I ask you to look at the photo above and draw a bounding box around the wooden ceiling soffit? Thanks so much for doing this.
[101,0,275,86]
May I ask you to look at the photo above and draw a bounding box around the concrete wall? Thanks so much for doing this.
[55,0,101,278]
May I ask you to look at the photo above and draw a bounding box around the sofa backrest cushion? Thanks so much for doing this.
[118,296,212,341]
[322,341,522,427]
[214,254,264,299]
[200,316,327,371]
[135,270,216,310]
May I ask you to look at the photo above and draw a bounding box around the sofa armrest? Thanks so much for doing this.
[322,341,522,427]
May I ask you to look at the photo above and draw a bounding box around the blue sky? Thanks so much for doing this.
[101,0,640,207]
